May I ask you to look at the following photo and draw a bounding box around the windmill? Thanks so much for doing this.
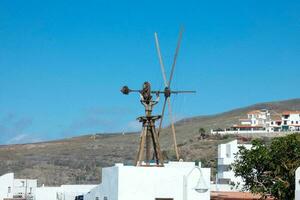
[121,28,195,166]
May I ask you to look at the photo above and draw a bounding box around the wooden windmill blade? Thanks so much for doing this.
[154,32,168,138]
[165,27,184,160]
[154,32,168,87]
[168,27,184,87]
[154,29,184,160]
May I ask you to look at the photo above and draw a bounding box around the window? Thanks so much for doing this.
[96,197,99,200]
[292,121,294,124]
[226,144,231,158]
[155,199,173,200]
[283,115,288,119]
[8,186,11,193]
[104,197,108,200]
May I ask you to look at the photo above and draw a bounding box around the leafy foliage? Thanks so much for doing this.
[198,127,207,140]
[232,134,300,200]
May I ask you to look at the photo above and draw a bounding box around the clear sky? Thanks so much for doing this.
[0,0,299,144]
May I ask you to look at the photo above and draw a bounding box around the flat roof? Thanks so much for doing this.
[282,111,300,115]
[211,191,273,200]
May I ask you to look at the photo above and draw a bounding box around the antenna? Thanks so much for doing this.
[121,28,195,166]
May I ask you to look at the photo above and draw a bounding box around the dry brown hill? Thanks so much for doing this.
[0,98,299,186]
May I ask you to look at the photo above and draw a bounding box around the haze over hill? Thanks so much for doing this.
[0,98,299,186]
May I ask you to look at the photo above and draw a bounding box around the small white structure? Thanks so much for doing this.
[84,185,101,200]
[84,162,210,200]
[296,167,300,200]
[35,185,97,200]
[0,173,37,200]
[0,173,14,200]
[14,178,37,199]
[35,187,61,200]
[216,140,252,190]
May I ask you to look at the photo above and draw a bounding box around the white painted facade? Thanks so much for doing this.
[211,109,300,134]
[296,167,300,200]
[85,162,211,200]
[282,111,300,131]
[0,173,37,200]
[2,162,210,200]
[14,178,37,199]
[84,185,101,200]
[0,173,14,200]
[35,185,97,200]
[216,140,252,190]
[35,187,61,200]
[247,109,270,126]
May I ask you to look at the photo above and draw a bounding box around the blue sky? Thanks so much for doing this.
[0,0,299,144]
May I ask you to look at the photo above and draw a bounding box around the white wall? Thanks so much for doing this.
[100,165,119,200]
[98,162,210,200]
[84,185,101,200]
[14,179,37,198]
[296,167,300,200]
[217,140,252,188]
[60,185,97,200]
[0,173,14,200]
[35,187,60,200]
[35,185,97,200]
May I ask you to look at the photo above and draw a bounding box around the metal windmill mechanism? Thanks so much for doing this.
[121,28,195,166]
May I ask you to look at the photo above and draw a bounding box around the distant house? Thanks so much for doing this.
[269,114,282,132]
[211,109,300,134]
[281,111,300,131]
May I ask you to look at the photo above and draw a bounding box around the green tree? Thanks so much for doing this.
[232,134,300,200]
[198,127,206,140]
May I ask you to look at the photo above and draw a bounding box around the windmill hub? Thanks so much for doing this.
[164,87,171,98]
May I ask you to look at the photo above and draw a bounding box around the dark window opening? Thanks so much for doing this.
[155,199,173,200]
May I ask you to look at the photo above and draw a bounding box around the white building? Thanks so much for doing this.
[281,111,300,131]
[216,140,252,190]
[14,179,37,199]
[245,109,270,126]
[269,115,282,132]
[211,109,271,134]
[0,173,37,200]
[35,184,97,200]
[211,109,300,134]
[84,162,211,200]
[296,167,300,200]
[0,173,14,200]
[2,162,211,200]
[84,185,101,200]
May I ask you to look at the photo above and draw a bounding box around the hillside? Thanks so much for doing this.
[0,98,299,186]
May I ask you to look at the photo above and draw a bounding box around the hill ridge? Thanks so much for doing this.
[0,98,299,186]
